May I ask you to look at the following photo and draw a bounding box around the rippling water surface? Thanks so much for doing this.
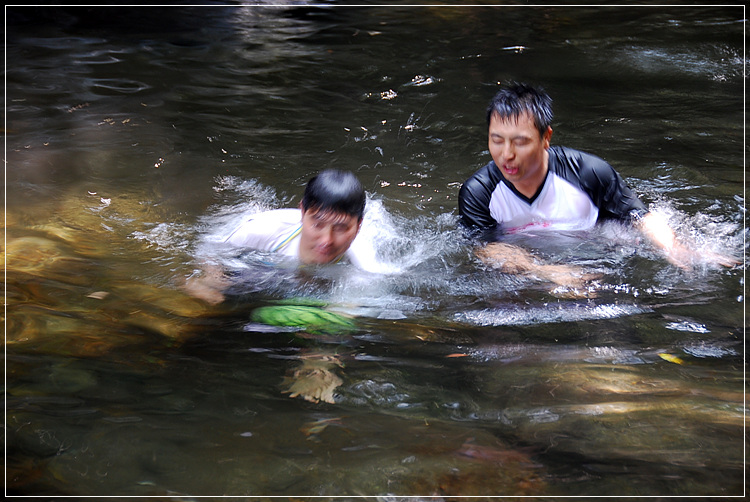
[6,4,745,498]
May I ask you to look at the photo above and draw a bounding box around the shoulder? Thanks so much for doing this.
[224,208,301,247]
[458,162,502,230]
[234,208,303,232]
[251,208,302,223]
[549,146,647,219]
[548,146,612,173]
[548,145,620,187]
[459,162,503,202]
[345,229,401,274]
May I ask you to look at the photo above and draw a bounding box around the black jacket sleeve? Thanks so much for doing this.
[550,147,648,223]
[458,162,501,230]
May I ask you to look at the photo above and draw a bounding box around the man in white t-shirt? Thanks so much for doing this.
[224,169,370,267]
[186,169,380,304]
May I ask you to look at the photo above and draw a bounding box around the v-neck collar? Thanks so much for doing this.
[499,166,550,205]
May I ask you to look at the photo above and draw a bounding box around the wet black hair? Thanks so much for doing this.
[486,82,553,138]
[301,169,366,220]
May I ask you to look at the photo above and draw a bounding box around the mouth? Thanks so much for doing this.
[314,246,338,259]
[503,164,519,176]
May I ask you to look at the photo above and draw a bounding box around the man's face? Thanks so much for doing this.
[298,208,362,264]
[488,111,552,194]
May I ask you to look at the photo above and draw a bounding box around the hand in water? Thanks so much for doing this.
[664,241,740,270]
[182,264,230,305]
[638,212,739,270]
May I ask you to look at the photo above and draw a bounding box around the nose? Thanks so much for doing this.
[501,142,515,160]
[318,226,334,246]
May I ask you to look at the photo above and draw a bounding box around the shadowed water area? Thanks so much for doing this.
[5,4,746,498]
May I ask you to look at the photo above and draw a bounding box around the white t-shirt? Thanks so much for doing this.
[223,208,388,273]
[488,172,599,233]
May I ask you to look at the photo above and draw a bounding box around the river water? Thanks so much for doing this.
[5,4,746,498]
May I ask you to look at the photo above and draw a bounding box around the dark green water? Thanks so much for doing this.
[5,4,745,498]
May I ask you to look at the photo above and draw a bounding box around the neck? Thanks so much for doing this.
[515,151,549,198]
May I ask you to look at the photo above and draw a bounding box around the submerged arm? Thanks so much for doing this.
[182,263,231,305]
[475,242,591,288]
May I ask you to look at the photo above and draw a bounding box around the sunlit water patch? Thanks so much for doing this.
[454,302,652,327]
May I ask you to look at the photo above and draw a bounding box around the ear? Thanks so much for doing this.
[543,126,553,149]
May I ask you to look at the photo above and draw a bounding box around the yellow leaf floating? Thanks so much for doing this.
[658,353,684,365]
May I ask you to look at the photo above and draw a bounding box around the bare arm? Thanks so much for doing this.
[637,212,738,269]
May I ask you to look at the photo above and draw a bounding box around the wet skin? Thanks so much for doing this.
[488,111,553,199]
[298,207,362,264]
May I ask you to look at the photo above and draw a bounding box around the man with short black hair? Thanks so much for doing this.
[186,169,384,304]
[225,169,368,266]
[459,83,734,278]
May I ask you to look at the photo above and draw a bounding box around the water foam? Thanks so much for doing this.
[454,303,651,327]
[182,176,742,325]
